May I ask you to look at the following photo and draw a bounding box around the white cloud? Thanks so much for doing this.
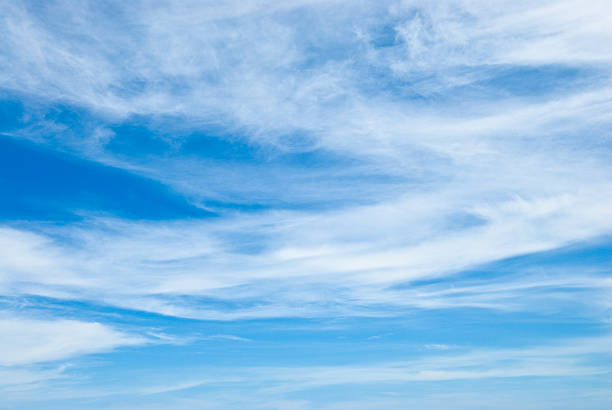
[0,366,67,388]
[1,184,611,319]
[0,316,145,366]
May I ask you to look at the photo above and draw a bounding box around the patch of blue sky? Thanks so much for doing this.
[0,97,24,132]
[397,235,612,287]
[0,135,210,221]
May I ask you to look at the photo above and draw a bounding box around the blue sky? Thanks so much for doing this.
[1,0,612,408]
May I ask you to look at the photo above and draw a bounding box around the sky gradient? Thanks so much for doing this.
[1,1,612,409]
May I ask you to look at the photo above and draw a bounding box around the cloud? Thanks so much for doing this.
[0,366,67,388]
[1,185,610,319]
[201,334,252,342]
[19,333,612,400]
[2,0,611,156]
[0,316,145,366]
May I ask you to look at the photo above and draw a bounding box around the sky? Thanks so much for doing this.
[0,0,611,408]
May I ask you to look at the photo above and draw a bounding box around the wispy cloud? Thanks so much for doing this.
[6,333,611,405]
[0,316,145,366]
[2,187,611,319]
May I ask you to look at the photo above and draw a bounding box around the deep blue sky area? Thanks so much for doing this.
[1,1,611,409]
[0,135,211,221]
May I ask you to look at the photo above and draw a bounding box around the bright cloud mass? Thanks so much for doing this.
[1,1,611,409]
